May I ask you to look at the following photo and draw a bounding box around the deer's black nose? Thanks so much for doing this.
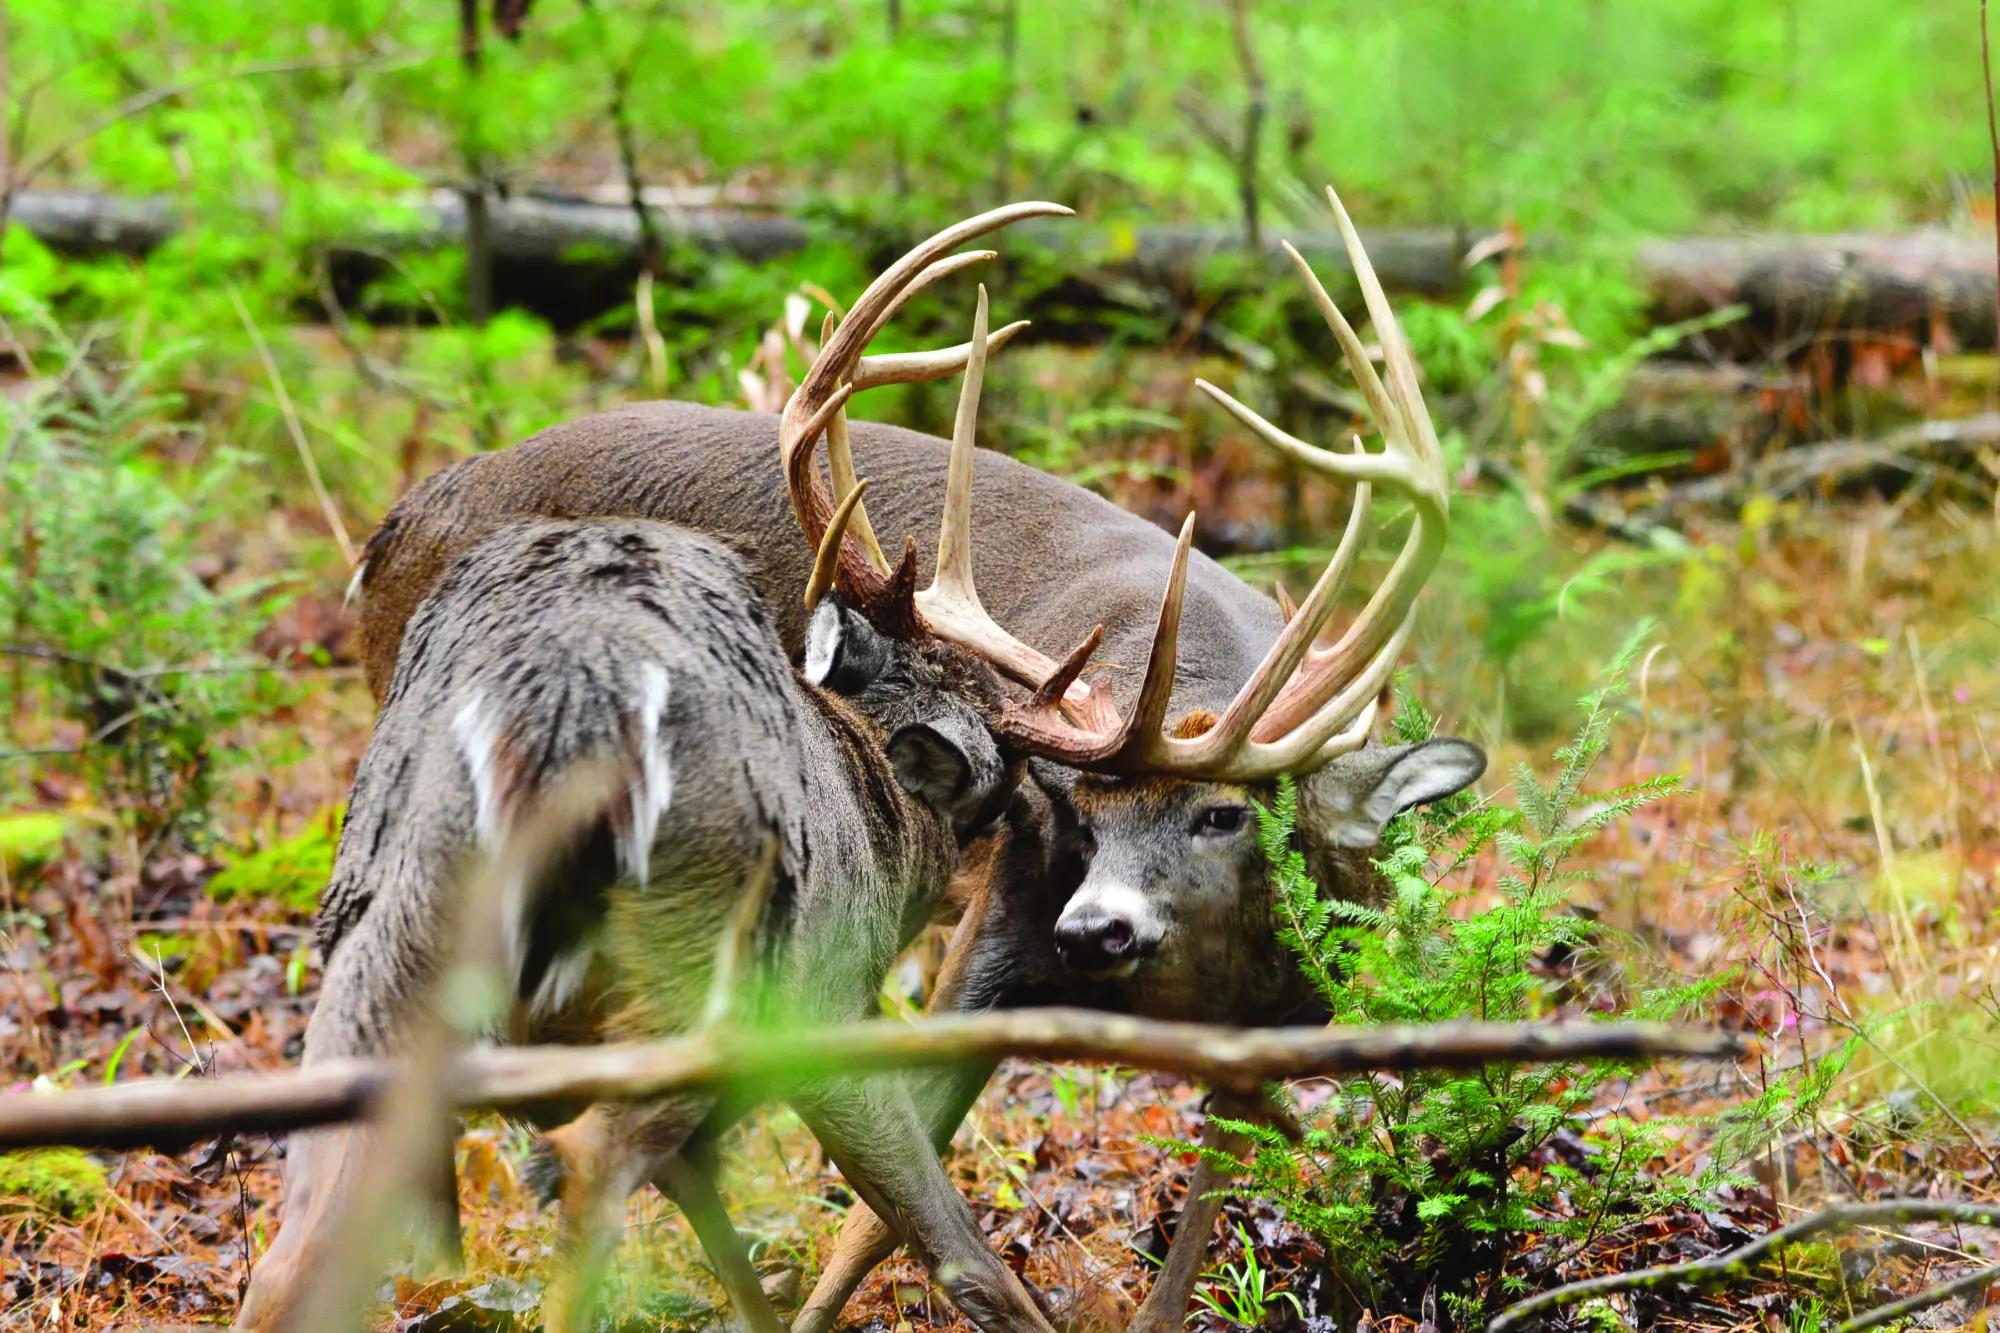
[1054,910,1148,971]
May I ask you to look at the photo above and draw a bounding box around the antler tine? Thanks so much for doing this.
[854,320,1032,390]
[1112,184,1446,780]
[1325,184,1443,472]
[819,311,892,576]
[805,479,874,610]
[862,250,999,344]
[1241,187,1448,742]
[1123,512,1196,753]
[1172,452,1372,768]
[799,201,1070,415]
[778,200,1071,607]
[1251,604,1415,771]
[912,286,1098,706]
[993,513,1194,764]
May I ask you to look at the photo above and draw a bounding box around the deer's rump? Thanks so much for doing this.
[318,518,810,1058]
[359,401,1281,711]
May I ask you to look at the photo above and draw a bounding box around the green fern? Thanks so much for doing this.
[1196,630,1781,1319]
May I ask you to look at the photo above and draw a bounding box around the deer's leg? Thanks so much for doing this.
[793,911,999,1333]
[654,1151,787,1333]
[1129,1094,1255,1333]
[796,1074,1053,1333]
[793,1058,998,1333]
[533,1095,710,1333]
[234,1123,368,1332]
[234,945,461,1333]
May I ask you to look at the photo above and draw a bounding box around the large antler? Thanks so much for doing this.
[992,185,1450,779]
[780,202,1112,723]
[789,187,1447,779]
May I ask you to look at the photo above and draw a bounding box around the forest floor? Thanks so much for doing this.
[4,454,2000,1329]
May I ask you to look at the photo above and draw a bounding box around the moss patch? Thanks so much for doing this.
[0,1148,109,1220]
[0,811,66,871]
[206,804,343,912]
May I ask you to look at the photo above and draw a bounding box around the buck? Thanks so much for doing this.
[232,291,1066,1325]
[339,190,1484,1329]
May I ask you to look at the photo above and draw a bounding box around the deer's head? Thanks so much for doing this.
[776,192,1484,1020]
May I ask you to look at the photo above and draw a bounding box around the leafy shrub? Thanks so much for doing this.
[1201,631,1732,1324]
[205,804,344,912]
[0,298,297,843]
[0,811,66,870]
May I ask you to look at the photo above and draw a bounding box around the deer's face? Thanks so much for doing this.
[1053,773,1262,978]
[1043,739,1486,1016]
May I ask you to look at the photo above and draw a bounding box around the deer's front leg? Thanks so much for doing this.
[792,904,1008,1333]
[796,1074,1054,1333]
[1129,1093,1256,1333]
[531,1096,711,1333]
[793,1058,998,1333]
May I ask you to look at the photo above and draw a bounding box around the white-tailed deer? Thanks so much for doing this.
[340,190,1485,1330]
[235,218,1082,1331]
[230,508,1046,1330]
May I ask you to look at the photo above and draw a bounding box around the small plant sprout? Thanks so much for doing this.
[1188,1222,1304,1328]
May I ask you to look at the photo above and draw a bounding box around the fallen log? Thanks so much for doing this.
[8,188,1467,332]
[16,188,1997,353]
[0,1010,1743,1152]
[1636,412,2000,519]
[1643,229,1999,358]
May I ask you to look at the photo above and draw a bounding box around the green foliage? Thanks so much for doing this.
[0,1148,110,1222]
[0,296,298,841]
[1190,1222,1305,1328]
[0,812,67,870]
[205,805,345,912]
[1211,630,1750,1316]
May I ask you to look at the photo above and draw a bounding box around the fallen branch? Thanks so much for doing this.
[1637,413,2000,520]
[1486,1198,2000,1332]
[1840,1257,2000,1332]
[0,1013,1742,1152]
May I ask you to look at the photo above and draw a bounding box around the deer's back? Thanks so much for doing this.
[359,402,1282,714]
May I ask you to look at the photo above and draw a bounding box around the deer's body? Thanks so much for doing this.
[349,402,1484,1333]
[238,517,1045,1333]
[324,193,1487,1333]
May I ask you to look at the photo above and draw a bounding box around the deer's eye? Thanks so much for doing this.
[1194,805,1250,838]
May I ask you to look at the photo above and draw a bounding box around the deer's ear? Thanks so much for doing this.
[887,721,974,808]
[1300,738,1486,849]
[888,715,1008,835]
[805,597,891,693]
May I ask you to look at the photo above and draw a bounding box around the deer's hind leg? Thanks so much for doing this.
[531,1094,713,1333]
[234,929,463,1332]
[655,1148,788,1333]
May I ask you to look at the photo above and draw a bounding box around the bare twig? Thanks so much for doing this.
[578,0,670,394]
[994,0,1019,198]
[0,1015,1742,1152]
[1838,1258,2000,1332]
[457,0,493,329]
[1486,1199,2000,1332]
[1224,0,1265,250]
[1983,0,2000,354]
